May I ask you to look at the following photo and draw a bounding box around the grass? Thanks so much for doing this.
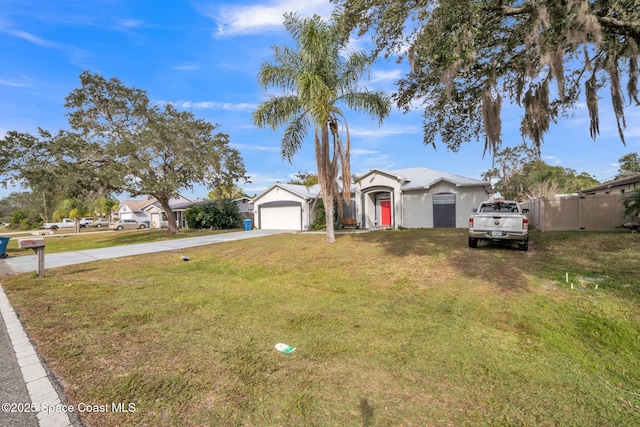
[2,228,640,426]
[1,228,236,256]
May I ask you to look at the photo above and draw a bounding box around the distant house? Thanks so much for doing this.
[251,167,491,230]
[233,197,254,220]
[578,174,640,196]
[115,195,192,229]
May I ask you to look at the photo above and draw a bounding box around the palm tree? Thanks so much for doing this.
[621,189,640,218]
[53,198,94,233]
[253,13,391,243]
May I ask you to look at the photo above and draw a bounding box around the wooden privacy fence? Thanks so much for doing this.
[521,194,630,231]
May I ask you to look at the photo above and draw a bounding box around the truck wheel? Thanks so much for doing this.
[468,237,478,248]
[139,224,146,229]
[519,240,529,251]
[51,225,58,231]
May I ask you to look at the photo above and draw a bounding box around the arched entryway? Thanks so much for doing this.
[359,188,393,228]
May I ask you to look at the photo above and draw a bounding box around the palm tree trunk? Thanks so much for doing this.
[317,125,336,243]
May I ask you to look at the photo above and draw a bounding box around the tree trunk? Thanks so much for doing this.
[158,198,179,235]
[317,125,336,243]
[324,194,336,243]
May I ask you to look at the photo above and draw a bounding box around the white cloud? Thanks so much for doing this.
[349,125,421,137]
[115,19,145,29]
[199,0,333,36]
[0,26,57,47]
[351,149,379,156]
[233,143,279,152]
[0,76,32,87]
[172,65,200,71]
[370,70,402,83]
[156,100,257,111]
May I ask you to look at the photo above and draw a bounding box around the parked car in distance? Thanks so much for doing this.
[79,217,95,228]
[109,219,147,231]
[90,218,111,228]
[41,218,76,231]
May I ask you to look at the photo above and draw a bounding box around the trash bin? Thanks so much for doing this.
[0,237,10,259]
[243,219,252,231]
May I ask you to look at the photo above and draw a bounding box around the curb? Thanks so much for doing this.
[0,285,73,427]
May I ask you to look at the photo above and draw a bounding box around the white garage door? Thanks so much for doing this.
[260,205,302,230]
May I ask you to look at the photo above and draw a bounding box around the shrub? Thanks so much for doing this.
[184,206,203,229]
[187,200,240,229]
[10,209,42,230]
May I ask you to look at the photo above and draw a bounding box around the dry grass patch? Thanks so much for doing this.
[2,229,640,425]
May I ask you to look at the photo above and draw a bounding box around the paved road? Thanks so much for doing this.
[0,229,288,426]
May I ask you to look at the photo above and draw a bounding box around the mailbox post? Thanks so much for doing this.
[18,238,46,277]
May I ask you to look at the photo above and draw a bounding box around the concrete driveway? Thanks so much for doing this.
[0,229,289,275]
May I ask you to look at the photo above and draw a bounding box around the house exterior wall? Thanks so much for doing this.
[116,204,150,223]
[401,182,488,228]
[583,181,639,195]
[235,198,254,214]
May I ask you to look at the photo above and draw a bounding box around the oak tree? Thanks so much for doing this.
[333,0,640,154]
[65,71,248,235]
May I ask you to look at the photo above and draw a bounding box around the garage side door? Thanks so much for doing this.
[260,205,302,230]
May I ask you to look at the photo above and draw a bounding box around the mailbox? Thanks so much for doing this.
[18,238,45,249]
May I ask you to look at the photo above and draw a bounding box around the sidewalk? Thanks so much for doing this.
[0,229,288,426]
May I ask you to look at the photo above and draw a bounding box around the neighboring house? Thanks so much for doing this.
[115,195,193,229]
[578,173,640,196]
[234,197,255,220]
[252,167,491,230]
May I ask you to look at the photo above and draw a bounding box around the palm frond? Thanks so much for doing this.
[340,90,392,124]
[253,95,302,130]
[281,114,310,162]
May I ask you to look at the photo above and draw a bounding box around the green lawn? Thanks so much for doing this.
[2,229,640,426]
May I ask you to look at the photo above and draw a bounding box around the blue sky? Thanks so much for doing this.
[1,0,639,200]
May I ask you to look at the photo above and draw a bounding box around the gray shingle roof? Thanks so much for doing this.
[370,167,489,189]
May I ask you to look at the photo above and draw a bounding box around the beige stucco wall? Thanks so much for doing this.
[402,182,487,228]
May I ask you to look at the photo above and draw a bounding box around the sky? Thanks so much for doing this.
[1,0,639,200]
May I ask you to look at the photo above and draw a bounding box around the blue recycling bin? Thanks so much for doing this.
[0,237,10,259]
[243,219,252,231]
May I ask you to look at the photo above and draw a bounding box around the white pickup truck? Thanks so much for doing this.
[41,218,76,231]
[468,200,530,251]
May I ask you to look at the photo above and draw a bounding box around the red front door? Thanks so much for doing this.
[380,200,391,226]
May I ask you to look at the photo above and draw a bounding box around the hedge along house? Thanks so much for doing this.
[356,168,491,229]
[252,167,491,230]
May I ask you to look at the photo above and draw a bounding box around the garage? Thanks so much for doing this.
[259,202,302,230]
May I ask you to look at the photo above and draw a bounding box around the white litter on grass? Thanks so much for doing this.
[275,343,296,354]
